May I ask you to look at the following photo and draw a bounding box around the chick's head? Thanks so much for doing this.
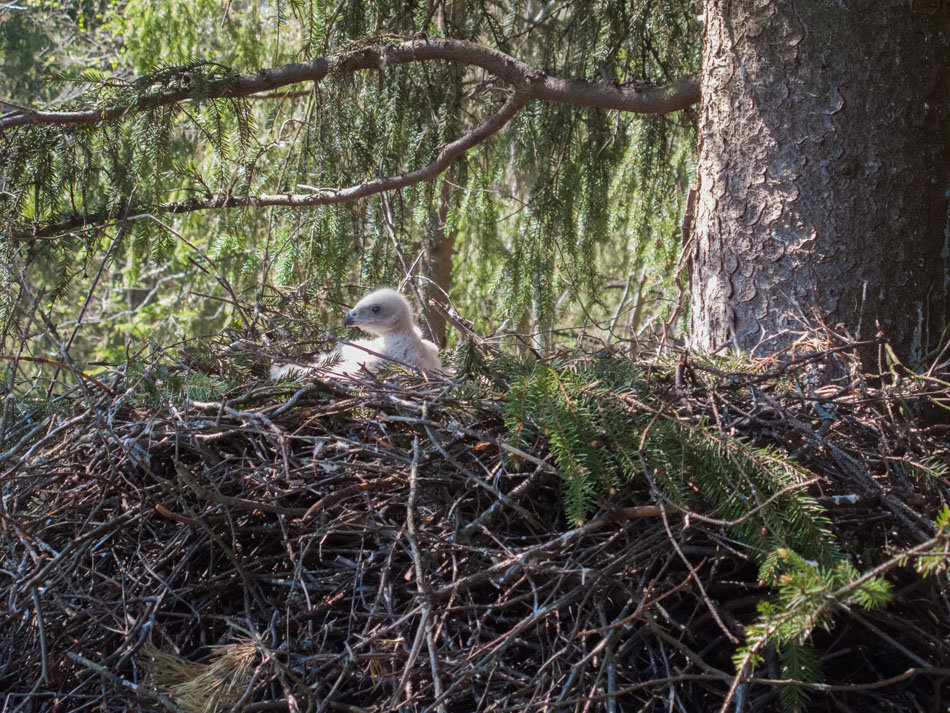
[344,288,413,336]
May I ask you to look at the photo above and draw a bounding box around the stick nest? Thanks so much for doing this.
[2,337,949,712]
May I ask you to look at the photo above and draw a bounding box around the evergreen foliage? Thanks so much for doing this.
[1,0,699,372]
[503,355,837,564]
[734,549,893,713]
[500,352,917,707]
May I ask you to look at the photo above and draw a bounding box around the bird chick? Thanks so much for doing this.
[270,287,441,380]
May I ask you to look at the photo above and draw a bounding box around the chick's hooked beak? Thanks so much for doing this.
[343,311,356,327]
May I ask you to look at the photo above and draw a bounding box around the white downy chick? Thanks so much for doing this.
[270,287,441,379]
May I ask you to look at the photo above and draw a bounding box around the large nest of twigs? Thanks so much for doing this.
[2,336,949,712]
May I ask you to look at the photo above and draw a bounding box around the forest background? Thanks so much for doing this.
[2,2,950,712]
[1,0,698,368]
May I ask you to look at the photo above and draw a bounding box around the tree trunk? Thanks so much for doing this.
[423,175,455,347]
[421,0,467,348]
[689,0,950,362]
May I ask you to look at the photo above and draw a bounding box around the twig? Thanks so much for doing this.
[0,354,116,395]
[66,652,183,712]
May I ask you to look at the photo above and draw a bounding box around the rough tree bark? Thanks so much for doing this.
[689,0,950,361]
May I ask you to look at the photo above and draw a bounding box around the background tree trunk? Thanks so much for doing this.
[423,175,456,347]
[689,0,950,361]
[421,0,467,348]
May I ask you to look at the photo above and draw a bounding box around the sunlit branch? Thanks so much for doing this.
[0,37,699,131]
[16,91,530,239]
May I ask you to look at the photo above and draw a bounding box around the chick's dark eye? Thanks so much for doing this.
[371,305,381,314]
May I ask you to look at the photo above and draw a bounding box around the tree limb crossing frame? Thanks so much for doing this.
[2,37,700,237]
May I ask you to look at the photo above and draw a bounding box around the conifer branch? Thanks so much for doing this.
[0,37,699,131]
[13,90,529,239]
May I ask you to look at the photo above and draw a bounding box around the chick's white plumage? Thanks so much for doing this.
[270,288,441,379]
